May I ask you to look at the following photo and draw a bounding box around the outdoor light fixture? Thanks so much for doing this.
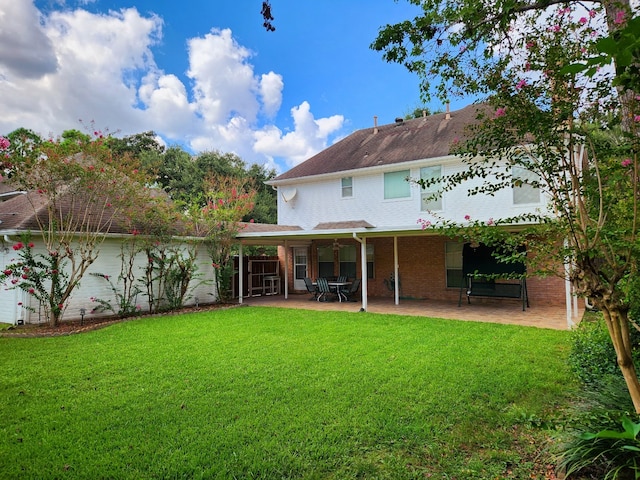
[195,297,199,308]
[80,308,86,325]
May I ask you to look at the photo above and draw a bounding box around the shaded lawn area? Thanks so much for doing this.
[0,306,575,479]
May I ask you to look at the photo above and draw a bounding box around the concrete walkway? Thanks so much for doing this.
[240,293,581,330]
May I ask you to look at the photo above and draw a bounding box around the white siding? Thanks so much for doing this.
[0,237,217,325]
[277,158,551,229]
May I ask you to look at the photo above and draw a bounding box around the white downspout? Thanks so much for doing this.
[353,232,367,311]
[283,240,289,299]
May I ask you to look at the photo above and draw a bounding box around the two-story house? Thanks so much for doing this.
[238,104,579,322]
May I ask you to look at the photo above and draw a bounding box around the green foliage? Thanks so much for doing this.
[0,233,69,323]
[558,375,640,479]
[570,318,627,386]
[89,272,141,318]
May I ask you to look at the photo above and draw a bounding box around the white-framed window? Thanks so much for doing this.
[339,245,357,278]
[445,242,464,288]
[420,165,442,211]
[383,169,410,199]
[317,246,334,278]
[512,165,541,205]
[341,177,353,198]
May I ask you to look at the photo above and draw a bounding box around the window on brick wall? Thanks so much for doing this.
[317,246,334,278]
[445,242,464,288]
[339,245,357,278]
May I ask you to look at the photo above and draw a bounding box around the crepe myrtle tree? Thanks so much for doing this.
[411,6,640,412]
[0,131,149,326]
[191,174,256,303]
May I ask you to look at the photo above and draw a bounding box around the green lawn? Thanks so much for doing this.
[0,307,575,479]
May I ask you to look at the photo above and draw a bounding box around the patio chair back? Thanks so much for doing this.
[346,278,361,301]
[303,277,317,300]
[316,277,333,302]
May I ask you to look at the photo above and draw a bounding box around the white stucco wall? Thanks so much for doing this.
[276,157,551,230]
[0,236,217,325]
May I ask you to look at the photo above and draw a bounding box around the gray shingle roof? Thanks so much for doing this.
[273,104,488,182]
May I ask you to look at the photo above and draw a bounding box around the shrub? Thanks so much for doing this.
[568,315,640,387]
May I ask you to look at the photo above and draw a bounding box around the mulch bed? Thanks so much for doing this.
[0,303,240,338]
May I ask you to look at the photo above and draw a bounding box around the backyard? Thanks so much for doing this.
[0,306,576,479]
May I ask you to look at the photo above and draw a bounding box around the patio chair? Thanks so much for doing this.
[316,277,335,302]
[337,275,347,283]
[344,278,361,302]
[303,277,318,300]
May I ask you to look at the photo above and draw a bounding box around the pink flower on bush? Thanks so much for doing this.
[12,242,24,251]
[487,218,495,226]
[3,269,12,276]
[464,214,471,221]
[495,107,506,118]
[579,17,587,24]
[589,9,596,18]
[621,158,632,167]
[28,288,35,294]
[0,137,9,150]
[11,279,19,284]
[614,10,626,25]
[516,79,527,90]
[634,115,640,122]
[28,242,34,248]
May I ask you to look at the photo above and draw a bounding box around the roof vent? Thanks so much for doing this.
[395,117,404,125]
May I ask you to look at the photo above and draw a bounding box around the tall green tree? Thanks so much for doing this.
[375,2,640,411]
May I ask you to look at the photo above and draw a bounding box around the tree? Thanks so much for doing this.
[376,2,640,412]
[0,130,150,326]
[191,174,256,302]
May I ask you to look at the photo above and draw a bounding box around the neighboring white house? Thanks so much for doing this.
[0,181,217,325]
[237,104,581,325]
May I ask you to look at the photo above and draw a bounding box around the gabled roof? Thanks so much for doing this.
[272,103,488,182]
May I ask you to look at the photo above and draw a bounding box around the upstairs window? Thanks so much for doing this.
[512,165,541,205]
[383,170,410,199]
[341,177,353,198]
[420,165,443,211]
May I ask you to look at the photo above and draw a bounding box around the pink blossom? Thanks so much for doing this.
[614,10,626,25]
[516,79,527,90]
[249,218,255,223]
[28,288,35,294]
[589,9,596,18]
[525,41,535,50]
[11,279,18,284]
[12,242,23,251]
[464,215,471,221]
[28,242,34,248]
[0,137,9,150]
[487,218,495,226]
[17,302,22,306]
[3,269,12,275]
[579,17,587,24]
[634,115,640,122]
[550,25,561,32]
[495,107,506,118]
[621,158,632,167]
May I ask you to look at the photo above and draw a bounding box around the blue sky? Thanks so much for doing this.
[0,1,462,173]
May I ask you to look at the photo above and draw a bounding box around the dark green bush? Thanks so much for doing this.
[568,315,640,387]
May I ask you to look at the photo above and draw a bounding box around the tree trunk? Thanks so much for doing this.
[598,300,640,414]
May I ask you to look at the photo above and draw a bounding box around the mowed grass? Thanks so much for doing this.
[0,307,575,479]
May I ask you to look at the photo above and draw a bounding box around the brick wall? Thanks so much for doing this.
[278,235,569,306]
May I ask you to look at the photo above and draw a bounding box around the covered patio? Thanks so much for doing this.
[240,292,579,330]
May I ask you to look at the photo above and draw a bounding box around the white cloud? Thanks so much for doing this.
[0,2,345,172]
[0,0,58,79]
[253,101,344,168]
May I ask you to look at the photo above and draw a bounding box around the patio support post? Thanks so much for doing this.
[284,240,289,299]
[353,232,367,311]
[394,236,399,306]
[238,242,244,305]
